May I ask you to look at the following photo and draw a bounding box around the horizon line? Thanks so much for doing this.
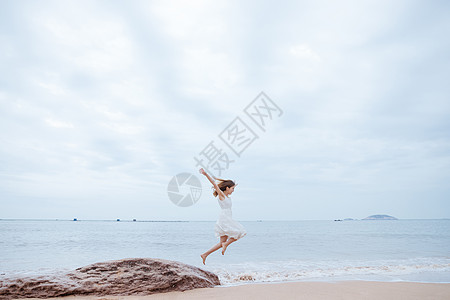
[0,218,449,222]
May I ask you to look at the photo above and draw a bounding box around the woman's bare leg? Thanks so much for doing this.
[201,235,228,265]
[221,237,237,255]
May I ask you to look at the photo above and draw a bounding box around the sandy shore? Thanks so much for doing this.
[16,280,450,300]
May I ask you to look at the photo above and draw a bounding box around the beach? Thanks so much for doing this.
[15,281,450,300]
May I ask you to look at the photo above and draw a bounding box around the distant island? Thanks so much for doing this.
[363,214,398,220]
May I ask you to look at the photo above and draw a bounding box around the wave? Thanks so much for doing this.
[210,257,450,285]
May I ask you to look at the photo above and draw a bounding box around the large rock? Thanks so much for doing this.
[0,258,220,299]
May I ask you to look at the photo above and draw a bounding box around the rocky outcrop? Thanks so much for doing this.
[363,214,398,220]
[0,258,220,299]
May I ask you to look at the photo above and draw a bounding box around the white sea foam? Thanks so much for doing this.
[211,258,450,285]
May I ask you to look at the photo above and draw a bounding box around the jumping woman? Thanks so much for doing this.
[199,168,247,265]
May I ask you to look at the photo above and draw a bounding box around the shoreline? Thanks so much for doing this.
[216,278,450,287]
[16,280,450,300]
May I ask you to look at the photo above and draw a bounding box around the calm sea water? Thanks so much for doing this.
[0,219,449,285]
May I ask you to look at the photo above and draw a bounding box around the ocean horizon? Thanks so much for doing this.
[2,218,449,221]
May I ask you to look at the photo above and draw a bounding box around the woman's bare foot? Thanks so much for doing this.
[200,254,207,265]
[221,242,228,255]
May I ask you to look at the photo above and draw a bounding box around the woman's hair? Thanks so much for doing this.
[212,176,236,197]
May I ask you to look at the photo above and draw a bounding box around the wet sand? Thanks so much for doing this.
[17,280,450,300]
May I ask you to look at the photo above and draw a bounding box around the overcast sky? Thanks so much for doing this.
[1,0,449,221]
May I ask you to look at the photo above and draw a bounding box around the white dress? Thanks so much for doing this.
[214,195,247,240]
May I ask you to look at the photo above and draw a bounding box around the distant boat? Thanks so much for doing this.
[133,219,137,222]
[117,219,120,222]
[363,214,398,220]
[73,218,77,221]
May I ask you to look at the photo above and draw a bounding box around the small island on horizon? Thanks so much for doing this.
[363,214,398,220]
[334,215,399,221]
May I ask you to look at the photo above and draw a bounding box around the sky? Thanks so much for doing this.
[1,0,449,221]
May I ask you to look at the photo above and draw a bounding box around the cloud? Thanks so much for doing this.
[45,118,74,128]
[289,44,321,62]
[0,0,449,220]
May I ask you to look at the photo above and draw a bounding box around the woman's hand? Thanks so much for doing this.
[200,168,222,196]
[199,168,207,176]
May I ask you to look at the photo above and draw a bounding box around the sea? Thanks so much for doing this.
[0,219,449,286]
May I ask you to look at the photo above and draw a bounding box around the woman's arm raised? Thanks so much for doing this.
[199,168,225,199]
